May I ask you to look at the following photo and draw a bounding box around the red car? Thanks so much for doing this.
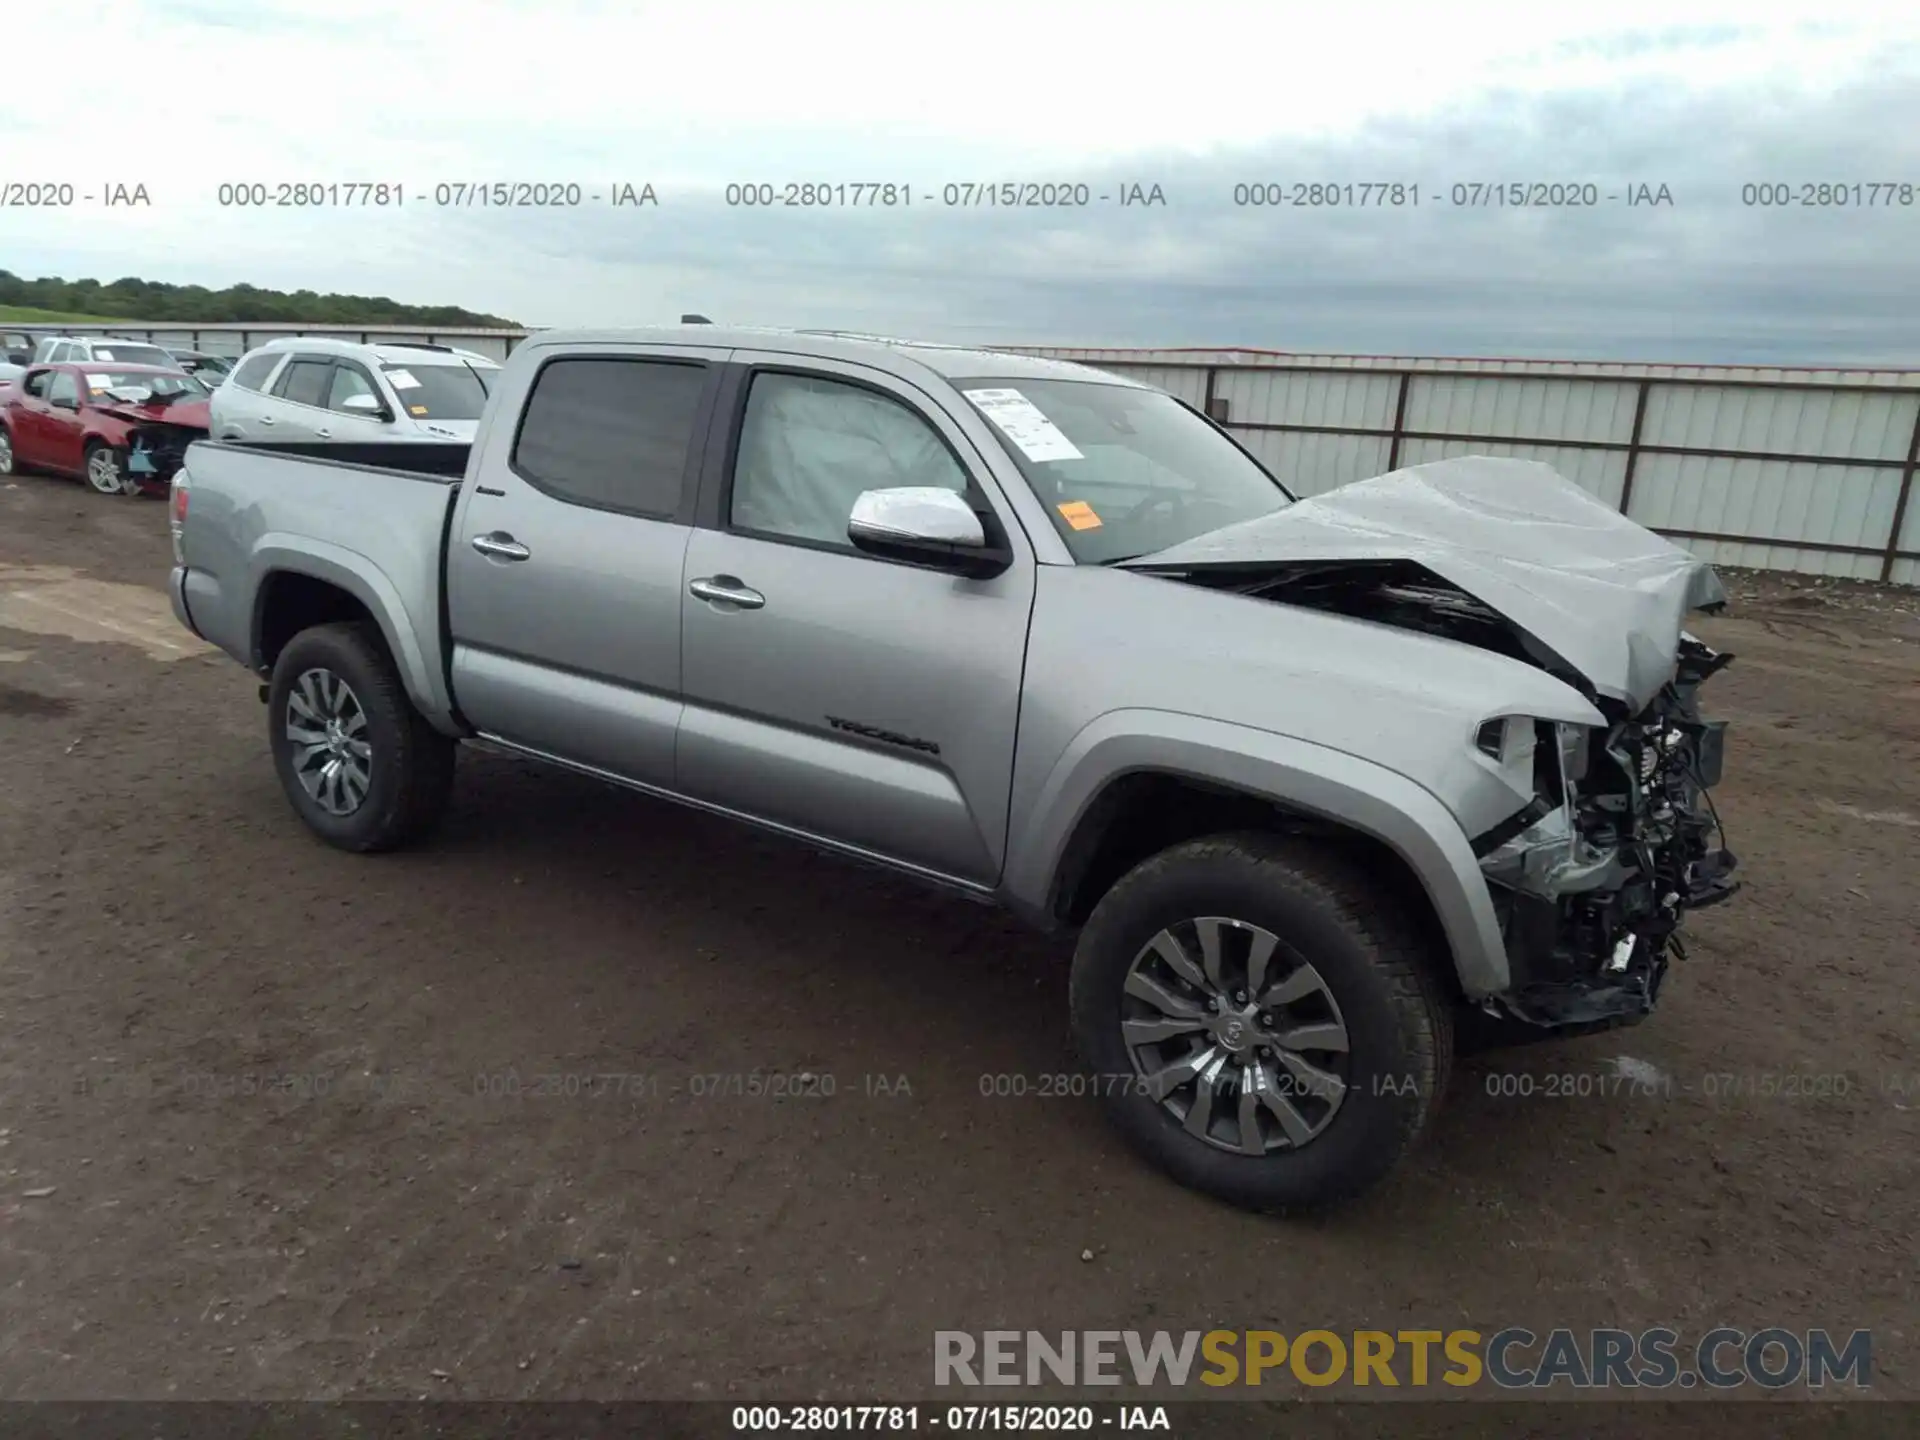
[0,362,211,496]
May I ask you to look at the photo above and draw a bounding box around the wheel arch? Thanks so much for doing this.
[247,542,457,733]
[1002,711,1511,998]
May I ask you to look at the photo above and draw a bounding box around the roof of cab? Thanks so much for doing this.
[517,325,1147,388]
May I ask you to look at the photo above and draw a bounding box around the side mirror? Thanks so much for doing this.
[5,351,29,366]
[847,487,1010,578]
[52,395,79,411]
[340,392,391,420]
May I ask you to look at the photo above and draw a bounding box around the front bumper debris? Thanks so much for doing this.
[126,424,203,494]
[1477,637,1740,1029]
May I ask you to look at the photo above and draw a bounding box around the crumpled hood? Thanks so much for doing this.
[1123,455,1726,712]
[91,397,212,429]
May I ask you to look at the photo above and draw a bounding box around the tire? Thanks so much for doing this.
[1069,832,1454,1214]
[83,439,130,495]
[0,422,15,476]
[266,621,455,853]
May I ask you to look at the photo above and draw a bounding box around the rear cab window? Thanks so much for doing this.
[510,356,708,518]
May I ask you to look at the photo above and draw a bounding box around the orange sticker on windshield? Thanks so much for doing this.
[1057,500,1103,531]
[409,405,429,415]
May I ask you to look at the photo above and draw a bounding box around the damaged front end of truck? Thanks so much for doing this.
[1468,636,1740,1028]
[1123,455,1745,1035]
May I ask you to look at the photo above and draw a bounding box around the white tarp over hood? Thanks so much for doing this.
[1124,455,1726,712]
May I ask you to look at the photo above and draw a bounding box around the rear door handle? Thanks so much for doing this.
[688,575,765,609]
[471,532,531,561]
[314,428,331,439]
[259,416,275,426]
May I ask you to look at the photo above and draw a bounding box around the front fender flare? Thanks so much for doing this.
[1002,709,1512,997]
[248,536,455,731]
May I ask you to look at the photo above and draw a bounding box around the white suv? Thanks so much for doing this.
[210,338,502,446]
[31,335,182,368]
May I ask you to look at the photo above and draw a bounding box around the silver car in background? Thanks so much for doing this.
[209,337,501,446]
[30,335,181,368]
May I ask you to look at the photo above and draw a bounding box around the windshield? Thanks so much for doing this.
[954,379,1291,563]
[381,361,496,421]
[89,343,175,366]
[83,369,206,401]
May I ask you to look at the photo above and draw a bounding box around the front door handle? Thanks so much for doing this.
[259,416,275,426]
[314,428,332,439]
[471,532,531,561]
[688,575,765,609]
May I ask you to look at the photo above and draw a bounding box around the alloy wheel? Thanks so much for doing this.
[0,429,13,475]
[285,668,373,816]
[86,447,125,495]
[1120,917,1350,1154]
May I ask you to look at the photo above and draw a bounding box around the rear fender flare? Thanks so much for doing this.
[248,537,455,731]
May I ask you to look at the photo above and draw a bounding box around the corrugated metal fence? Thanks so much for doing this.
[23,324,1920,585]
[1003,348,1920,587]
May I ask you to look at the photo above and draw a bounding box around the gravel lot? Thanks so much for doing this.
[0,471,1914,1420]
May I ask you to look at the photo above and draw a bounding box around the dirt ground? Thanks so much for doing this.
[0,470,1914,1417]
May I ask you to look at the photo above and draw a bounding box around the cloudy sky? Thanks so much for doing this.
[3,0,1919,362]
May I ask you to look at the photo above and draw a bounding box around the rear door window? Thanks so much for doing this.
[510,357,708,518]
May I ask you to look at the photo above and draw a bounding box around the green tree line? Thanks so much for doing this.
[0,270,520,328]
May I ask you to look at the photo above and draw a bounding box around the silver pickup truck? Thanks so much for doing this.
[167,326,1740,1212]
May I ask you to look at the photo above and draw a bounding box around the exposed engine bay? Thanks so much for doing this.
[1470,637,1740,1028]
[123,422,202,487]
[1142,555,1741,1031]
[95,389,208,491]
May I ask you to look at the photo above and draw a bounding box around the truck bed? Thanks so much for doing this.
[174,436,467,727]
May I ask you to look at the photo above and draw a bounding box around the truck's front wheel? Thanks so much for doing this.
[266,622,454,852]
[1069,833,1453,1213]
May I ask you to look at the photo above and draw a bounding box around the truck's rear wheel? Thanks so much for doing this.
[1069,832,1453,1213]
[266,622,454,852]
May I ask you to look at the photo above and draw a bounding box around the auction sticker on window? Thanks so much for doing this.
[86,373,112,391]
[386,369,421,389]
[1056,500,1103,530]
[963,388,1084,462]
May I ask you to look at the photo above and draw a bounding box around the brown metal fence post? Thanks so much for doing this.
[1882,403,1920,582]
[1617,378,1652,519]
[1385,372,1411,472]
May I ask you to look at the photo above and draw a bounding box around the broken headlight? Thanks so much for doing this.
[1474,715,1590,804]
